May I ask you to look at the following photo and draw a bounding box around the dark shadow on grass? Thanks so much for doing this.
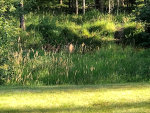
[0,83,150,93]
[0,101,150,113]
[27,18,101,48]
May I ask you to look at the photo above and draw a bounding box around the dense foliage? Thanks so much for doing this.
[138,5,150,23]
[0,0,18,84]
[0,0,150,85]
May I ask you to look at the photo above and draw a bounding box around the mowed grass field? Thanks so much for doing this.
[0,83,150,113]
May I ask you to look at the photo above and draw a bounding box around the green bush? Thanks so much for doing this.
[123,22,150,47]
[136,3,150,34]
[0,0,19,85]
[137,4,150,23]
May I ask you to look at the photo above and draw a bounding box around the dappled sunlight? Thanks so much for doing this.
[0,83,150,113]
[1,0,150,112]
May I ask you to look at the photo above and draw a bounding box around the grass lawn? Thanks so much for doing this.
[0,83,150,113]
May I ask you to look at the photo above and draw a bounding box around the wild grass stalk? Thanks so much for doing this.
[5,42,150,85]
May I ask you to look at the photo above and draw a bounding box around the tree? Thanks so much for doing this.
[95,0,99,9]
[68,0,75,12]
[108,0,114,14]
[83,0,86,14]
[76,0,78,15]
[0,0,18,84]
[95,0,104,12]
[69,0,71,8]
[60,0,63,5]
[20,0,25,30]
[117,0,120,15]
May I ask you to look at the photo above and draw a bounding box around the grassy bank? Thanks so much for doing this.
[1,11,150,85]
[0,83,150,113]
[3,44,149,85]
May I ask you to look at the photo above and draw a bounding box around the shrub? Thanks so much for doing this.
[123,22,150,47]
[137,4,150,23]
[136,3,150,33]
[0,0,19,85]
[19,30,43,49]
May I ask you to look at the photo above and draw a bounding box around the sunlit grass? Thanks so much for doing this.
[0,83,150,113]
[5,43,150,85]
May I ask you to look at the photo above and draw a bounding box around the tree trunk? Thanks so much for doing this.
[72,0,74,8]
[20,0,25,30]
[108,0,114,14]
[69,0,71,8]
[99,0,104,12]
[117,0,120,15]
[83,0,86,14]
[95,0,104,12]
[109,0,111,14]
[95,0,100,9]
[60,0,63,5]
[121,0,125,7]
[76,0,78,15]
[69,0,75,13]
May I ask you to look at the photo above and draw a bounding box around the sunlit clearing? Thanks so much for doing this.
[0,83,150,113]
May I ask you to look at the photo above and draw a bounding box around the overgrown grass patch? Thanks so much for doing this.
[3,44,150,85]
[23,12,126,49]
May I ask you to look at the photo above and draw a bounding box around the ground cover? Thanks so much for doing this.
[0,83,150,113]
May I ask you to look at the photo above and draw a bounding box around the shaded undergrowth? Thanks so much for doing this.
[1,11,150,85]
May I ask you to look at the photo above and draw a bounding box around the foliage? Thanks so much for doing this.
[0,0,150,86]
[137,5,150,23]
[87,19,116,38]
[26,14,102,48]
[4,44,150,85]
[123,22,150,47]
[0,0,19,85]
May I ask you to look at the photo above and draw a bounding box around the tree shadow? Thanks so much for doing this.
[26,17,101,50]
[0,83,149,92]
[0,100,150,113]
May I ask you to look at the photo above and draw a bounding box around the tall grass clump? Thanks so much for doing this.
[87,19,116,39]
[3,11,149,86]
[3,43,150,85]
[25,13,102,49]
[24,12,139,50]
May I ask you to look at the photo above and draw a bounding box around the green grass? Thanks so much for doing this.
[0,83,150,113]
[5,44,150,85]
[1,11,150,85]
[23,12,128,48]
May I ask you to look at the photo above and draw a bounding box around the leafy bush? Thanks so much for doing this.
[136,3,150,33]
[0,0,19,85]
[123,22,150,47]
[137,4,150,23]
